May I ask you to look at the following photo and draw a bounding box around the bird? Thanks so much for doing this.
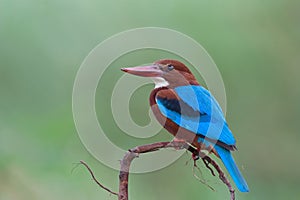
[121,59,249,192]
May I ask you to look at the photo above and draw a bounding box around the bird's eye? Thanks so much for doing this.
[167,64,174,71]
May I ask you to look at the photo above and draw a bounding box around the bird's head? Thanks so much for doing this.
[121,59,199,88]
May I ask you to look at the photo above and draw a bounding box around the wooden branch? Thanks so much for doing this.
[80,160,118,196]
[80,141,235,200]
[200,153,235,200]
[118,141,188,200]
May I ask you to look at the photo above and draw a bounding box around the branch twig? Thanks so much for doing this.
[80,160,118,196]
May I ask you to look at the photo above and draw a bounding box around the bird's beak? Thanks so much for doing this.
[121,65,162,77]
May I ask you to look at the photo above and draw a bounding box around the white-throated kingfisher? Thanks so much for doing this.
[121,59,249,192]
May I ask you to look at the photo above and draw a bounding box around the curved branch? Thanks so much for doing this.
[118,141,188,200]
[80,141,235,200]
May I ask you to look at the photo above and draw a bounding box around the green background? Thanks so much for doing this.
[1,0,300,199]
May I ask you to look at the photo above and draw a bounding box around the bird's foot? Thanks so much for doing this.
[192,151,200,161]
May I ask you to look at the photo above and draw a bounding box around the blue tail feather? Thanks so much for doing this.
[214,145,249,192]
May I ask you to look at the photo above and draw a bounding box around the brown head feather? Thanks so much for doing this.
[154,59,192,73]
[154,59,199,87]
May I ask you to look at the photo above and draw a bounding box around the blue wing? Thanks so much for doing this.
[156,85,236,146]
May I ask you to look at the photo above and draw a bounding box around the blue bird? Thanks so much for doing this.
[121,59,249,192]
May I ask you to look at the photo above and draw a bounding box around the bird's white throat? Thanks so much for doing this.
[152,77,169,88]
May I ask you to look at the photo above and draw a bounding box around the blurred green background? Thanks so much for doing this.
[1,0,300,199]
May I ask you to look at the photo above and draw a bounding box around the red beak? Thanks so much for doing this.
[121,65,162,77]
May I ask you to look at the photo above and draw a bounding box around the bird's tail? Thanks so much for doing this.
[214,145,249,192]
